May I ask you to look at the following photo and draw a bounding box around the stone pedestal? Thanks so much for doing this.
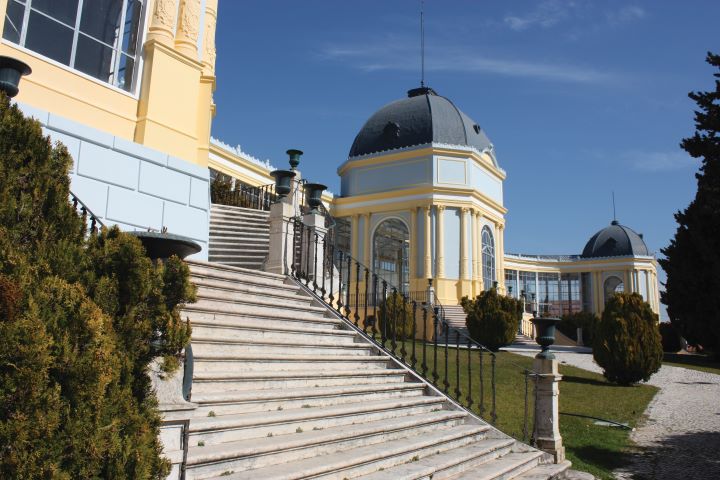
[301,210,329,289]
[532,356,565,463]
[265,200,296,274]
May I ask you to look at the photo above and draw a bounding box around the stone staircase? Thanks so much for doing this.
[208,204,270,270]
[179,260,570,480]
[438,304,470,345]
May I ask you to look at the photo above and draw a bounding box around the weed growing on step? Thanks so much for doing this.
[313,426,323,431]
[197,441,205,447]
[296,427,303,433]
[267,433,273,437]
[277,406,283,411]
[411,455,419,462]
[301,404,312,408]
[220,471,233,476]
[207,411,216,417]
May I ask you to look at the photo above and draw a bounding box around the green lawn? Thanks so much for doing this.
[390,341,658,480]
[662,353,720,375]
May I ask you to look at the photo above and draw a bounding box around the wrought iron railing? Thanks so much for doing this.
[286,217,542,441]
[70,190,105,234]
[211,181,277,211]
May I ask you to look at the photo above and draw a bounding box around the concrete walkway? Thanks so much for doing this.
[507,343,720,479]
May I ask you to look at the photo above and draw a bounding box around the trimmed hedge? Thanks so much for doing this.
[461,288,522,351]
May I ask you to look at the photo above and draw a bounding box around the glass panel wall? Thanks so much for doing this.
[519,270,536,314]
[3,0,145,92]
[538,272,561,316]
[504,269,518,298]
[560,273,582,315]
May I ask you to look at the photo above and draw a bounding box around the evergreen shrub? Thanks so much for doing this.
[592,293,663,385]
[0,92,194,478]
[558,311,599,344]
[461,288,522,351]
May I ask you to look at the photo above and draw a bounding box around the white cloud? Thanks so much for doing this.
[606,5,646,25]
[503,0,580,31]
[319,41,617,85]
[628,151,698,172]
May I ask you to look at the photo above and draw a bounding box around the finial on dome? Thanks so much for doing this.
[407,86,437,97]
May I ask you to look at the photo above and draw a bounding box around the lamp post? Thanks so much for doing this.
[0,56,31,98]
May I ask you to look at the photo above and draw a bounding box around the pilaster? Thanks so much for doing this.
[436,205,445,279]
[460,208,469,280]
[351,214,359,259]
[196,0,218,165]
[409,207,418,281]
[497,223,505,294]
[423,206,432,279]
[363,213,371,265]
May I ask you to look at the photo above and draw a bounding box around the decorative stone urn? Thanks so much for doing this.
[303,182,327,213]
[0,56,32,98]
[531,316,560,359]
[270,169,297,198]
[286,148,303,170]
[128,231,201,261]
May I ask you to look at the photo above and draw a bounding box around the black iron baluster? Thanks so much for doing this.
[290,219,298,278]
[344,256,352,319]
[491,354,497,424]
[432,308,439,386]
[466,337,473,411]
[523,370,530,443]
[390,287,398,357]
[380,280,388,349]
[399,294,408,364]
[363,268,369,334]
[443,323,450,394]
[297,222,304,280]
[421,306,428,377]
[371,274,378,341]
[312,232,319,293]
[328,243,335,308]
[479,348,485,418]
[336,251,344,315]
[320,235,327,297]
[410,301,417,371]
[455,333,461,402]
[353,261,360,327]
[305,227,313,286]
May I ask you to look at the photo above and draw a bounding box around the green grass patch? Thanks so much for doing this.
[662,353,720,375]
[392,341,657,480]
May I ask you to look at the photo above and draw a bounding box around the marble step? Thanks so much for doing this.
[185,411,474,479]
[447,451,546,480]
[187,260,284,285]
[211,204,270,217]
[190,323,357,346]
[190,295,327,317]
[188,396,448,445]
[191,382,427,416]
[182,309,341,331]
[194,285,307,308]
[192,355,392,374]
[190,339,375,358]
[191,368,409,394]
[191,277,307,303]
[201,423,489,480]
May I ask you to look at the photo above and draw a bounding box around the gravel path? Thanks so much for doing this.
[512,349,720,479]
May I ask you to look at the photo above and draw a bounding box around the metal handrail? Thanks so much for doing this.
[70,190,105,233]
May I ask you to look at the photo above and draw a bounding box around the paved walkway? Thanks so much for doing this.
[508,345,720,479]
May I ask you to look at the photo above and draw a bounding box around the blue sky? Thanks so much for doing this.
[211,0,718,314]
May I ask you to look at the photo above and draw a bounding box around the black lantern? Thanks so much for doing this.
[270,169,296,198]
[286,149,303,170]
[531,316,561,359]
[0,56,31,98]
[303,182,327,212]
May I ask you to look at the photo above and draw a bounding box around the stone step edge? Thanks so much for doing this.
[191,382,426,405]
[192,280,305,302]
[188,396,447,433]
[192,294,326,314]
[187,259,285,281]
[186,411,472,466]
[449,451,545,480]
[202,424,487,480]
[210,203,271,214]
[192,368,407,381]
[181,307,336,325]
[189,320,353,337]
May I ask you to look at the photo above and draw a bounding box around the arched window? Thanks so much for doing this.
[481,226,495,290]
[373,219,409,293]
[603,276,624,303]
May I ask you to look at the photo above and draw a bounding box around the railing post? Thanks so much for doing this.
[265,200,296,274]
[532,355,565,463]
[301,209,328,292]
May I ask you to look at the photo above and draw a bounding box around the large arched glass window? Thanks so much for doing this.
[603,276,624,303]
[482,226,495,290]
[3,0,146,92]
[373,219,409,293]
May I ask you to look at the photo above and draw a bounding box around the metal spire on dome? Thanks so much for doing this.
[420,0,425,88]
[612,191,618,224]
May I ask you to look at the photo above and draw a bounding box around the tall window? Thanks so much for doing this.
[3,0,145,92]
[481,226,495,290]
[504,269,518,297]
[373,219,409,293]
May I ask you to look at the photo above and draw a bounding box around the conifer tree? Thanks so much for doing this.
[0,92,193,478]
[659,52,720,355]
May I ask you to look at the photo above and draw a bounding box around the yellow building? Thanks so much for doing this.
[0,0,658,315]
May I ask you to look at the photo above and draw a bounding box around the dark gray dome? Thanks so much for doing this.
[349,87,493,158]
[581,221,650,258]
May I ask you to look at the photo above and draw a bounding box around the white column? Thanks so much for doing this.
[410,208,418,281]
[424,206,432,279]
[363,213,371,266]
[460,208,469,280]
[436,205,445,278]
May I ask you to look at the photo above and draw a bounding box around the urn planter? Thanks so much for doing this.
[286,149,303,170]
[531,316,561,359]
[270,169,296,199]
[303,182,327,212]
[0,56,31,98]
[128,231,201,261]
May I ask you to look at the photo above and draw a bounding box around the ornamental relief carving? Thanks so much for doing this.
[177,0,201,41]
[152,0,177,29]
[203,17,217,66]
